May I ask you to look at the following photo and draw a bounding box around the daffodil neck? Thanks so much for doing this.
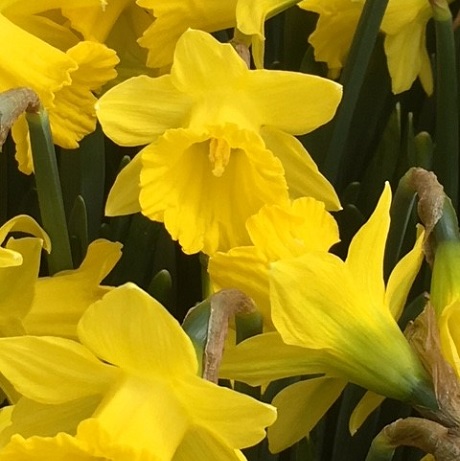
[209,138,231,177]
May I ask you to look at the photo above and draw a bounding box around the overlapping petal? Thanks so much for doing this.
[23,239,122,338]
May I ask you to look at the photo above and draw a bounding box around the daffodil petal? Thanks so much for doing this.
[438,300,460,376]
[174,427,247,461]
[269,253,427,400]
[177,376,276,449]
[261,127,341,210]
[23,239,122,338]
[0,395,102,445]
[0,215,50,254]
[385,228,424,320]
[383,20,426,94]
[78,374,189,461]
[345,183,390,307]
[2,0,104,15]
[139,127,288,255]
[62,0,132,42]
[0,432,96,461]
[299,0,363,70]
[268,377,346,453]
[49,41,118,148]
[78,283,198,376]
[219,332,325,386]
[0,336,116,404]
[0,238,42,320]
[248,72,342,135]
[137,0,237,68]
[209,247,272,326]
[105,153,142,216]
[349,391,385,436]
[96,75,192,146]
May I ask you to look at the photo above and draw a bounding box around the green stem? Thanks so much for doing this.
[26,108,73,274]
[322,0,389,186]
[431,0,459,208]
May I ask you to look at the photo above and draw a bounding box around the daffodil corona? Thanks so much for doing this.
[97,29,342,255]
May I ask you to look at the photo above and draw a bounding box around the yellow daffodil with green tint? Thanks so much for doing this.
[299,0,434,94]
[0,283,276,460]
[209,196,339,328]
[23,239,122,339]
[0,0,119,173]
[97,29,341,255]
[220,184,431,452]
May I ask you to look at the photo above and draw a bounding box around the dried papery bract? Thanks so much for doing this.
[0,88,40,149]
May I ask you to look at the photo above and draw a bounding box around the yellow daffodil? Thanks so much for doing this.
[0,0,119,173]
[0,283,276,460]
[209,196,339,328]
[61,0,156,85]
[97,29,341,255]
[220,184,431,452]
[298,0,364,79]
[139,0,302,70]
[299,0,434,94]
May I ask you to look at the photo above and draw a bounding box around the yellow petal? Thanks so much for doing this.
[438,300,460,376]
[0,432,98,461]
[261,127,341,210]
[219,332,324,386]
[0,336,116,404]
[385,228,425,319]
[268,377,346,453]
[78,374,189,461]
[139,127,288,255]
[0,215,50,267]
[23,239,122,338]
[137,0,237,68]
[177,376,276,449]
[208,247,272,327]
[247,197,340,260]
[2,0,105,15]
[105,153,142,216]
[174,427,247,461]
[0,238,42,322]
[247,71,342,135]
[78,283,198,377]
[49,41,119,148]
[299,0,363,70]
[345,183,390,309]
[0,395,102,445]
[96,75,192,147]
[349,391,385,435]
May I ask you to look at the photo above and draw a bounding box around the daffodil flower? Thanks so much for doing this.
[209,196,340,328]
[97,29,341,255]
[0,238,121,341]
[0,0,119,173]
[0,283,276,460]
[220,184,431,452]
[61,0,156,86]
[139,0,302,70]
[299,0,434,94]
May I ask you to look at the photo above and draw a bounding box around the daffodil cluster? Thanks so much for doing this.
[1,0,459,460]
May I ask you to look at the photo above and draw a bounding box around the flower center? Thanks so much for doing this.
[208,138,231,177]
